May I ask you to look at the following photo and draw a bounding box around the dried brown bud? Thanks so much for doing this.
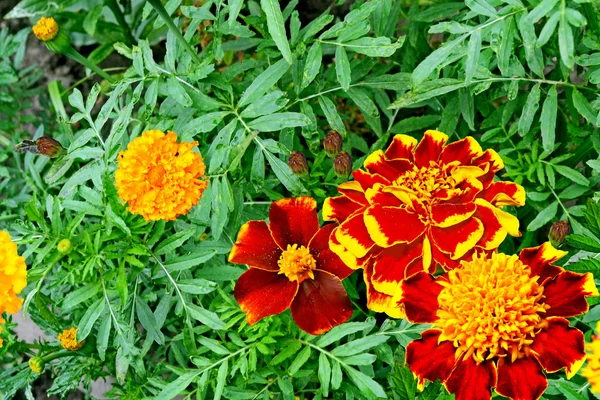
[36,136,65,158]
[288,151,309,177]
[549,220,571,248]
[323,131,343,157]
[333,151,352,178]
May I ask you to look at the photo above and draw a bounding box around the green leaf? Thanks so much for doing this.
[214,360,228,400]
[389,364,417,400]
[228,0,244,25]
[538,11,560,47]
[248,112,311,131]
[565,234,600,252]
[289,346,311,375]
[136,298,165,345]
[465,29,481,84]
[318,353,331,397]
[344,366,387,398]
[331,335,389,357]
[168,77,193,106]
[156,371,199,400]
[260,0,293,64]
[83,4,103,37]
[319,95,346,135]
[518,83,541,136]
[178,279,217,294]
[301,41,322,90]
[261,146,305,193]
[527,201,558,231]
[154,228,196,256]
[466,0,497,17]
[412,35,464,85]
[238,59,290,108]
[347,88,379,118]
[553,164,590,186]
[558,8,575,68]
[240,91,288,119]
[527,0,559,23]
[187,304,226,330]
[565,257,600,274]
[78,297,106,341]
[271,342,303,365]
[316,321,375,347]
[197,336,230,355]
[540,85,557,153]
[335,46,351,91]
[572,89,597,125]
[391,115,441,134]
[62,283,100,310]
[96,313,111,361]
[344,36,405,57]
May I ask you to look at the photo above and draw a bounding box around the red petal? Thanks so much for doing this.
[234,268,298,325]
[309,224,354,280]
[290,270,353,335]
[481,181,526,207]
[352,169,390,191]
[364,205,426,247]
[337,181,368,206]
[385,134,417,161]
[363,150,413,181]
[430,202,477,228]
[402,271,443,323]
[229,221,282,271]
[473,149,504,188]
[372,239,424,295]
[544,271,598,318]
[496,357,547,400]
[364,262,404,318]
[406,329,458,387]
[322,195,363,223]
[519,242,566,284]
[413,130,448,168]
[472,199,507,250]
[329,227,367,270]
[430,217,484,260]
[335,213,376,258]
[365,186,403,207]
[269,197,320,248]
[440,136,483,166]
[430,242,464,270]
[445,357,497,400]
[531,318,585,377]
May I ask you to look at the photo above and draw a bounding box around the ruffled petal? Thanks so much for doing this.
[229,221,282,271]
[430,241,464,270]
[352,169,390,191]
[364,205,426,248]
[372,239,425,295]
[234,268,299,325]
[445,357,497,400]
[430,202,477,228]
[430,217,484,260]
[363,150,413,181]
[531,318,586,378]
[385,134,417,161]
[329,227,366,270]
[496,357,547,400]
[544,271,598,318]
[406,329,458,388]
[519,242,566,284]
[309,224,354,280]
[269,197,320,248]
[481,181,526,207]
[413,130,448,168]
[290,270,353,335]
[335,213,376,258]
[364,262,405,318]
[337,181,368,206]
[322,195,363,223]
[440,136,483,166]
[472,199,507,250]
[401,271,443,323]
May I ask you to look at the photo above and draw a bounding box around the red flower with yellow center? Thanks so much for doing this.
[323,130,525,316]
[402,242,598,400]
[229,197,354,335]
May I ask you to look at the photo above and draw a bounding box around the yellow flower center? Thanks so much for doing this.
[147,165,167,186]
[395,162,454,201]
[435,252,549,363]
[278,244,317,282]
[583,333,600,393]
[32,17,59,41]
[58,327,84,351]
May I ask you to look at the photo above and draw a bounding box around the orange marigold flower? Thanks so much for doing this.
[583,325,600,394]
[0,230,27,348]
[323,130,525,317]
[32,17,59,41]
[58,327,84,351]
[229,197,354,335]
[115,130,208,221]
[402,242,598,400]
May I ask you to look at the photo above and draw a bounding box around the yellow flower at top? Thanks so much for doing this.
[0,230,27,348]
[32,17,59,42]
[583,324,600,393]
[58,327,84,351]
[115,130,208,221]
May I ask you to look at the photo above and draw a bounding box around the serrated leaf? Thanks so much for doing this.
[289,346,311,375]
[318,353,331,397]
[527,201,558,231]
[465,29,481,84]
[518,83,541,136]
[412,35,464,85]
[572,89,597,125]
[78,297,106,341]
[301,41,322,90]
[319,95,346,134]
[238,58,290,108]
[553,164,590,186]
[565,234,600,252]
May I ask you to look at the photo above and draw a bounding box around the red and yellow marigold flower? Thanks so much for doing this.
[323,130,525,316]
[229,197,354,335]
[402,242,598,400]
[0,231,27,348]
[115,130,208,221]
[583,324,600,393]
[58,327,84,351]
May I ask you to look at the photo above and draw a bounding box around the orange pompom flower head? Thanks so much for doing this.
[32,17,58,41]
[0,230,27,348]
[402,242,598,400]
[583,323,600,394]
[115,130,208,221]
[323,130,525,317]
[228,197,354,335]
[58,327,84,351]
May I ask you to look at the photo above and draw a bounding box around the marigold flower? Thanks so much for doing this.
[115,130,208,221]
[402,242,598,400]
[29,357,44,374]
[58,327,84,351]
[0,231,27,348]
[32,17,58,41]
[57,238,72,254]
[229,197,354,335]
[323,130,525,316]
[583,326,600,393]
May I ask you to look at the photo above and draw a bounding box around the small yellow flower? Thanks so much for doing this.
[29,357,44,374]
[57,239,72,254]
[58,327,84,351]
[32,17,59,42]
[583,324,600,393]
[0,230,27,348]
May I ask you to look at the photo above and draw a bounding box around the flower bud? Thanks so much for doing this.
[57,239,72,255]
[323,131,343,157]
[33,17,71,55]
[36,136,65,158]
[333,151,352,178]
[29,357,45,374]
[288,151,309,177]
[549,220,571,247]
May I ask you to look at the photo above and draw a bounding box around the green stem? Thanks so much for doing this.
[65,47,115,83]
[106,0,135,44]
[41,350,73,363]
[147,0,202,65]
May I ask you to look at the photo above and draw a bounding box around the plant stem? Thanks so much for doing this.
[106,0,135,44]
[147,0,202,65]
[65,47,115,83]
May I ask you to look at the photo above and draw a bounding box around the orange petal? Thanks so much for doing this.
[385,134,417,161]
[496,357,547,400]
[430,217,484,260]
[401,271,443,323]
[406,329,458,388]
[481,181,526,207]
[335,213,376,258]
[440,136,483,166]
[352,169,390,190]
[364,205,426,248]
[364,262,405,318]
[309,224,354,280]
[234,268,298,325]
[413,130,448,168]
[544,271,598,318]
[371,239,424,295]
[531,318,585,378]
[229,221,282,271]
[445,357,497,400]
[322,195,364,223]
[269,197,320,248]
[363,150,413,181]
[290,270,353,335]
[430,202,477,228]
[519,242,565,284]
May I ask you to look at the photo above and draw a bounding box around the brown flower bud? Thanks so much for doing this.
[36,136,65,158]
[288,151,309,177]
[333,151,352,178]
[549,220,571,248]
[323,131,343,157]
